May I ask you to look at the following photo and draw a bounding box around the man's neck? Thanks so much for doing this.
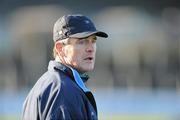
[54,57,89,82]
[55,56,60,62]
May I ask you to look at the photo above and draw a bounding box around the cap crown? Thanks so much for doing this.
[53,14,108,42]
[53,15,97,41]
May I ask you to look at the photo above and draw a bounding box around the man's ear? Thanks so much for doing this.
[55,42,64,55]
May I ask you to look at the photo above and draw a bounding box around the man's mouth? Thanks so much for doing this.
[84,57,93,61]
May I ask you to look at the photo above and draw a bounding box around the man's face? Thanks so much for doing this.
[63,35,97,73]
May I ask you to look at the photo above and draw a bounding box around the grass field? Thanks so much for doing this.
[99,114,179,120]
[0,114,179,120]
[0,115,19,120]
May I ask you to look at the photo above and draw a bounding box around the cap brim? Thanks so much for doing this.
[69,31,108,38]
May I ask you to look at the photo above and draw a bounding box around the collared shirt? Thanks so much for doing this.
[22,60,97,120]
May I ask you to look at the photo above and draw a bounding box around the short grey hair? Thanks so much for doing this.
[58,38,69,45]
[53,38,70,58]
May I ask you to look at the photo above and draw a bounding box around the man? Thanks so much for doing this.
[22,14,108,120]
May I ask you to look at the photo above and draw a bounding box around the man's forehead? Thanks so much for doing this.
[81,35,97,39]
[70,34,97,41]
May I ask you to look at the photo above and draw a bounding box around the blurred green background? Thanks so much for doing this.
[0,0,180,120]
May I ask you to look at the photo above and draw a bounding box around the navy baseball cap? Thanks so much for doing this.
[53,14,108,42]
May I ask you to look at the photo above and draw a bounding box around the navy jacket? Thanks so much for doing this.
[22,60,98,120]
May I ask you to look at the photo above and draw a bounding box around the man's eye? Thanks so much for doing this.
[78,40,85,44]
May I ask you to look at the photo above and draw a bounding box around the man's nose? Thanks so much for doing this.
[86,43,95,52]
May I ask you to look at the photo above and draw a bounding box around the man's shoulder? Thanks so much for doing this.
[38,70,60,84]
[35,70,63,90]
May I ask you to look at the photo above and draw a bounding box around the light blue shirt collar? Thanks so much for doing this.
[69,67,90,92]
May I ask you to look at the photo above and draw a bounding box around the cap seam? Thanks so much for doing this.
[64,15,70,37]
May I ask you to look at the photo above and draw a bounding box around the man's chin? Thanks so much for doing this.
[81,66,94,72]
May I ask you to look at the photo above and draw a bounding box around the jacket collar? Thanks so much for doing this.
[48,60,89,82]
